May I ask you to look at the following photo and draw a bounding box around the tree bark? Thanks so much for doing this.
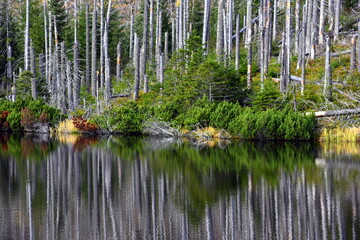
[85,3,90,91]
[30,45,37,99]
[24,0,30,71]
[301,4,308,95]
[319,0,325,44]
[156,9,162,81]
[91,3,98,97]
[129,8,134,59]
[202,0,211,54]
[235,14,240,70]
[246,0,253,89]
[149,0,154,59]
[116,43,122,82]
[306,108,360,117]
[73,43,80,109]
[216,0,224,62]
[334,0,340,41]
[350,36,356,71]
[272,0,278,41]
[133,34,140,100]
[104,0,112,106]
[67,59,73,111]
[324,36,332,100]
[59,42,67,113]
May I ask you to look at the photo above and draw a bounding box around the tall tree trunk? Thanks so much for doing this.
[324,36,332,100]
[85,3,90,91]
[318,0,325,44]
[159,53,164,84]
[334,0,340,41]
[164,32,169,60]
[295,0,300,54]
[272,0,278,41]
[67,59,73,111]
[91,3,98,97]
[156,9,162,81]
[30,45,37,99]
[140,45,146,86]
[280,32,287,92]
[104,0,112,106]
[43,0,48,83]
[358,20,360,72]
[141,0,149,82]
[48,12,53,87]
[99,0,105,89]
[116,43,122,82]
[285,0,291,89]
[216,0,224,62]
[73,43,80,109]
[301,3,308,95]
[59,42,67,113]
[350,36,356,71]
[246,0,253,88]
[130,8,134,59]
[149,0,154,59]
[73,0,80,109]
[171,18,175,54]
[235,14,240,70]
[24,0,30,71]
[310,0,319,59]
[39,53,45,78]
[133,34,140,100]
[227,0,233,60]
[202,0,211,54]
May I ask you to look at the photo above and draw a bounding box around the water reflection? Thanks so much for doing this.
[0,134,359,239]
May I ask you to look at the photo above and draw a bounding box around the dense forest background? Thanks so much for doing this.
[0,0,359,137]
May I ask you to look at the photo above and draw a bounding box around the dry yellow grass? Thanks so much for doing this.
[319,127,360,142]
[57,119,79,134]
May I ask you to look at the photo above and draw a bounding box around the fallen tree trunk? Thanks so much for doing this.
[306,108,360,117]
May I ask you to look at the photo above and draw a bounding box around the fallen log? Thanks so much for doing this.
[306,108,360,117]
[110,93,130,98]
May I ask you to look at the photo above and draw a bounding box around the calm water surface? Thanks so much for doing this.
[0,133,359,239]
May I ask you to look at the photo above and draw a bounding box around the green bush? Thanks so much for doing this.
[109,101,145,133]
[180,96,216,128]
[210,101,242,129]
[7,111,22,131]
[229,108,317,140]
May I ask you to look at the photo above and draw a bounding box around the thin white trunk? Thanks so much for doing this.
[324,36,332,100]
[24,0,30,71]
[216,0,224,61]
[202,0,211,53]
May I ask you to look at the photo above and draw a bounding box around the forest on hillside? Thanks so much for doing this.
[0,0,359,139]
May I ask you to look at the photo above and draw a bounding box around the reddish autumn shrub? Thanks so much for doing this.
[72,116,98,132]
[39,112,48,123]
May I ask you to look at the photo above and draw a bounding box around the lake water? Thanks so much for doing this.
[0,133,359,239]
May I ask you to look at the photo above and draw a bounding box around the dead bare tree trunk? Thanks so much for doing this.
[67,59,74,111]
[324,36,332,100]
[116,43,122,82]
[24,0,30,71]
[73,0,80,109]
[91,2,98,97]
[85,3,90,90]
[159,53,164,84]
[99,0,105,89]
[350,37,356,71]
[73,43,80,109]
[334,0,340,41]
[216,0,224,62]
[129,8,134,59]
[246,0,253,89]
[141,0,149,82]
[164,32,169,60]
[301,4,308,95]
[295,0,300,54]
[59,42,67,113]
[104,0,112,106]
[280,32,287,92]
[235,14,240,70]
[318,0,325,44]
[133,34,140,100]
[272,0,278,41]
[149,0,154,59]
[156,9,162,81]
[30,45,37,99]
[202,0,211,54]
